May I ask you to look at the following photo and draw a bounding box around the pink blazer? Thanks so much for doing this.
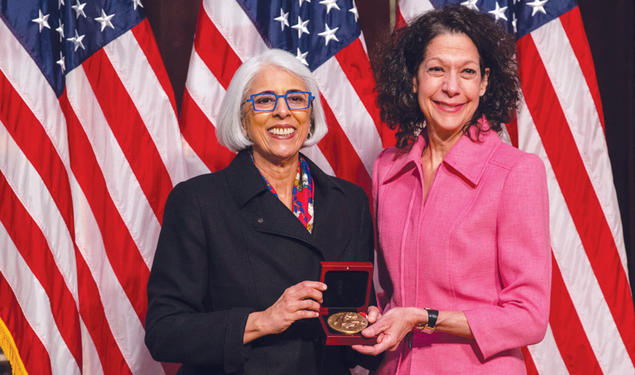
[372,127,551,374]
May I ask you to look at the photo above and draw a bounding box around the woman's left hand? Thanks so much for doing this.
[352,307,426,356]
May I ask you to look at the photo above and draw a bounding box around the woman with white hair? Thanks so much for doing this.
[145,49,379,375]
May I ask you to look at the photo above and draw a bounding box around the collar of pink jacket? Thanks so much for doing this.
[383,117,498,186]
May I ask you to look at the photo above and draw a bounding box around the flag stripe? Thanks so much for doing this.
[318,99,372,196]
[80,48,172,223]
[181,132,213,177]
[516,95,635,374]
[61,91,142,375]
[60,92,150,324]
[548,255,603,374]
[78,319,105,375]
[531,15,627,270]
[0,172,82,368]
[518,35,635,364]
[70,181,164,375]
[0,220,80,375]
[65,67,159,269]
[0,70,78,299]
[180,90,235,171]
[333,39,386,142]
[194,8,243,90]
[0,69,75,242]
[528,325,569,374]
[0,70,86,368]
[521,347,539,375]
[558,7,605,128]
[104,28,185,186]
[131,20,179,115]
[202,0,269,62]
[180,9,243,173]
[74,248,133,375]
[313,58,382,174]
[398,0,434,21]
[395,8,407,29]
[181,47,235,170]
[0,272,52,375]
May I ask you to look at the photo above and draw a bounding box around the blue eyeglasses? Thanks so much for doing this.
[243,91,314,112]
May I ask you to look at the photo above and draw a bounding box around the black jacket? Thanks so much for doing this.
[145,150,377,374]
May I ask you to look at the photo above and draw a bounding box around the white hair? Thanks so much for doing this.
[216,49,328,152]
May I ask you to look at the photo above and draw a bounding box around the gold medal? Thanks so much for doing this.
[327,311,368,335]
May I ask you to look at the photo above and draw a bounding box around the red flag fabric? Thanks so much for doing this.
[0,1,185,374]
[397,1,635,374]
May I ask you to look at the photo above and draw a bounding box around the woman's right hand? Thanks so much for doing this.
[352,307,426,355]
[244,280,326,343]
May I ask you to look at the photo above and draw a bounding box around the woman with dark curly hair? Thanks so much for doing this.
[352,5,551,374]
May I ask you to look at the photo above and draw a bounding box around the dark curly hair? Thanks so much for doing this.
[376,5,520,148]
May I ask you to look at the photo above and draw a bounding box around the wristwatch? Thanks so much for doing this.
[415,308,438,334]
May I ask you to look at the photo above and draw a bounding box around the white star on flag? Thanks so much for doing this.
[31,9,50,32]
[56,51,65,72]
[349,6,358,22]
[298,0,311,6]
[274,8,289,31]
[319,0,340,15]
[291,16,309,38]
[95,9,115,32]
[58,0,64,9]
[55,19,64,41]
[72,0,87,19]
[296,48,309,66]
[489,2,508,22]
[461,0,479,11]
[132,0,143,11]
[527,0,548,16]
[67,29,86,51]
[318,23,339,46]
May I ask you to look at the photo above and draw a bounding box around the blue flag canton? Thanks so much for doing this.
[0,0,146,97]
[237,0,361,71]
[431,0,577,39]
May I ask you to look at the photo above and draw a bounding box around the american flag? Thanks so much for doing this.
[0,0,185,374]
[398,0,635,374]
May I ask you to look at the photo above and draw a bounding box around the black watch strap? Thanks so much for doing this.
[425,308,438,327]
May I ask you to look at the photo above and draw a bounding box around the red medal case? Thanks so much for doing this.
[319,261,377,346]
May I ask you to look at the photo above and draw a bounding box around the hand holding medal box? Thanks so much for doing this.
[319,262,377,345]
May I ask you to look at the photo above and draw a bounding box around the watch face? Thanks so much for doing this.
[327,312,368,335]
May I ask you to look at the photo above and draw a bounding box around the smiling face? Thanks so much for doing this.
[243,65,311,165]
[413,32,489,140]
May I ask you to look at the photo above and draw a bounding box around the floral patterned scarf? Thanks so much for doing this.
[254,155,314,233]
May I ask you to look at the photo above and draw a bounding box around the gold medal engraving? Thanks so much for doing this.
[327,312,368,335]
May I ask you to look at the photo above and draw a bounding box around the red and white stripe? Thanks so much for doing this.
[0,15,183,374]
[180,0,387,196]
[398,1,635,374]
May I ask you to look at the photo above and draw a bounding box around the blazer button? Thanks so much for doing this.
[257,217,264,224]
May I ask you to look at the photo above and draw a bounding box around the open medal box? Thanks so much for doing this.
[319,261,377,346]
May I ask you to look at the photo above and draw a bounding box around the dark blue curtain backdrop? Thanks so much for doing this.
[145,0,634,302]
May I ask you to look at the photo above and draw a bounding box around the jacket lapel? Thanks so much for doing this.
[224,150,351,260]
[225,150,319,253]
